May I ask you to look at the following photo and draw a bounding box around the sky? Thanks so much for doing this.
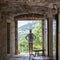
[18,20,56,28]
[18,21,37,27]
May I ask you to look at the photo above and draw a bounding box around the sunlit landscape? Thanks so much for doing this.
[18,20,42,53]
[18,20,56,56]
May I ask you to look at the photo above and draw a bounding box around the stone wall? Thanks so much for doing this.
[0,9,60,60]
[0,13,15,60]
[0,13,7,60]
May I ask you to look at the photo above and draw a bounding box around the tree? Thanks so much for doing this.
[33,21,42,49]
[18,35,28,53]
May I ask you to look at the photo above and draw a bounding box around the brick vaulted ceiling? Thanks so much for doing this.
[0,0,60,17]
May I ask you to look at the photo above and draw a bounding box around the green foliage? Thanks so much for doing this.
[18,21,42,53]
[18,35,28,53]
[33,21,42,49]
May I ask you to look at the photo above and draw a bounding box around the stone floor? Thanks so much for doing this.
[8,54,55,60]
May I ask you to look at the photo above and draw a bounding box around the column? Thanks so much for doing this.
[44,20,46,55]
[58,10,60,60]
[42,20,45,55]
[48,16,53,57]
[0,13,7,60]
[10,18,15,55]
[15,20,18,54]
[42,20,46,55]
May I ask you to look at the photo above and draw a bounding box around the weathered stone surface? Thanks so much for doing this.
[10,19,15,55]
[0,13,7,60]
[58,13,60,60]
[15,14,45,20]
[48,16,53,57]
[0,0,60,17]
[15,21,18,54]
[0,0,60,60]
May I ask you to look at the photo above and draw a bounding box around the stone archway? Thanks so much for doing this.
[0,0,60,60]
[14,13,53,57]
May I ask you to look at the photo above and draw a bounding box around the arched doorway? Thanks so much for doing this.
[14,13,58,60]
[14,13,46,55]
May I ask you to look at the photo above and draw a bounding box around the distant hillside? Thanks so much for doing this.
[18,22,38,40]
